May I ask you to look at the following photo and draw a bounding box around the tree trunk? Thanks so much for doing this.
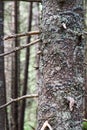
[37,0,85,130]
[0,2,6,130]
[11,1,19,130]
[19,2,33,130]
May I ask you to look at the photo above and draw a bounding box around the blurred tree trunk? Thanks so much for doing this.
[0,1,6,130]
[11,1,19,130]
[19,2,33,130]
[34,2,40,87]
[37,0,85,130]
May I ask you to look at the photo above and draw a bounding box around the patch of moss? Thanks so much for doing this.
[82,122,87,130]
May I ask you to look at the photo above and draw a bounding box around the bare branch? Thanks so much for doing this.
[0,94,38,109]
[64,96,76,111]
[4,31,40,40]
[84,31,87,35]
[0,39,40,57]
[83,119,87,122]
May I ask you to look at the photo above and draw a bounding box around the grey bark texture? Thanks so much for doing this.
[37,0,85,130]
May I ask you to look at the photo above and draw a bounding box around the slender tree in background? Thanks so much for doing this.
[37,0,85,130]
[19,2,33,130]
[34,2,40,87]
[11,1,19,130]
[0,1,6,130]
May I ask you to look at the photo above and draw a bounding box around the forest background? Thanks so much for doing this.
[0,1,41,130]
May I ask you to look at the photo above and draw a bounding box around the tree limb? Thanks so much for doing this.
[0,94,38,109]
[83,119,87,122]
[0,39,40,57]
[4,31,40,40]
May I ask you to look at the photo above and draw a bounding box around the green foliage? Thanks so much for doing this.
[82,122,87,130]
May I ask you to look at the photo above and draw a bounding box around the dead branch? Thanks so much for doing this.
[0,94,38,109]
[0,39,40,57]
[84,31,87,35]
[41,120,53,130]
[83,119,87,122]
[64,96,76,111]
[4,30,87,41]
[4,31,40,40]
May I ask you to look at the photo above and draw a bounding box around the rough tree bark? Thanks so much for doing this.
[0,1,6,130]
[37,0,85,130]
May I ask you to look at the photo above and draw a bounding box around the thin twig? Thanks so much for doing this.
[0,94,38,109]
[41,120,53,130]
[4,31,40,40]
[0,39,40,57]
[4,30,87,41]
